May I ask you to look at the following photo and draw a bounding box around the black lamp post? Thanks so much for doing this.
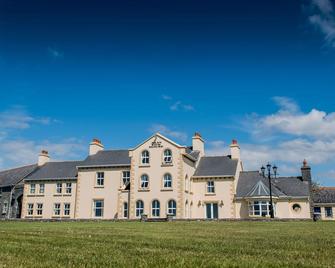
[261,163,278,219]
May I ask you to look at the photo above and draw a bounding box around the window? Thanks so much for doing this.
[37,203,43,216]
[123,202,128,218]
[136,200,144,218]
[152,200,160,217]
[39,184,45,194]
[64,203,71,216]
[140,174,149,189]
[30,184,36,194]
[27,203,34,216]
[66,183,72,194]
[122,171,130,186]
[2,201,8,214]
[96,172,104,186]
[167,200,177,216]
[314,207,321,215]
[325,207,333,218]
[93,200,104,218]
[248,201,276,217]
[163,173,172,188]
[292,204,301,213]
[54,203,61,216]
[207,181,215,193]
[206,203,218,219]
[56,183,62,194]
[163,149,172,164]
[0,188,2,198]
[141,150,150,165]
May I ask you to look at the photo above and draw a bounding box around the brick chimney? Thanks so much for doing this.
[301,159,313,219]
[89,138,104,156]
[192,132,205,157]
[38,150,50,166]
[230,139,240,160]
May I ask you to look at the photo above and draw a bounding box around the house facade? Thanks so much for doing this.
[1,132,328,220]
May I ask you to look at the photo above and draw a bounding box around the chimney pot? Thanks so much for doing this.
[89,138,104,155]
[232,139,238,145]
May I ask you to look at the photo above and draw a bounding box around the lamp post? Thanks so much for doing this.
[261,163,278,219]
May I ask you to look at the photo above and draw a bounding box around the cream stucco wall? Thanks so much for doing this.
[315,205,335,221]
[22,180,77,219]
[75,167,130,219]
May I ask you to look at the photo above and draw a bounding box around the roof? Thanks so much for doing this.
[193,156,238,177]
[236,172,285,198]
[313,188,335,204]
[24,161,81,181]
[184,147,201,161]
[272,177,310,197]
[78,150,130,167]
[0,164,37,187]
[130,133,185,151]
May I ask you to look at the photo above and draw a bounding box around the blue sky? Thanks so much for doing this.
[1,0,335,185]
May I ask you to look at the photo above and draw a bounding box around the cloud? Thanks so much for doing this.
[162,95,195,112]
[150,124,188,142]
[0,106,51,130]
[48,47,64,59]
[308,0,335,47]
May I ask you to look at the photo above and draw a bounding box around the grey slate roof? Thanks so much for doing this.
[236,171,286,198]
[273,177,310,197]
[78,150,130,167]
[24,161,81,181]
[185,148,201,161]
[193,156,238,177]
[0,164,37,187]
[313,188,335,204]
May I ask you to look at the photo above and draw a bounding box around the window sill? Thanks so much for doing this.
[63,194,72,197]
[27,194,37,197]
[53,194,62,197]
[52,216,61,219]
[205,193,216,196]
[138,189,150,192]
[161,163,173,167]
[139,164,150,168]
[161,188,173,192]
[94,186,105,189]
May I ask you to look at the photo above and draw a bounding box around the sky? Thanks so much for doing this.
[1,0,335,185]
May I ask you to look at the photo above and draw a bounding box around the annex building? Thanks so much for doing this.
[0,133,334,221]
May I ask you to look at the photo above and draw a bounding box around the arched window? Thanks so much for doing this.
[140,174,149,189]
[163,173,172,188]
[123,202,128,218]
[163,149,172,164]
[141,150,150,165]
[152,200,160,217]
[136,200,144,218]
[167,200,177,216]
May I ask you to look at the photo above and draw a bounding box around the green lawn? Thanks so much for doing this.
[0,221,334,267]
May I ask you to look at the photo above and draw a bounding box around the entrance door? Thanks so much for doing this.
[206,203,218,219]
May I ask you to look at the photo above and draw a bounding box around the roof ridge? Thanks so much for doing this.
[0,163,37,173]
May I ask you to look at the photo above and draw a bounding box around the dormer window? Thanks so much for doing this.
[163,149,172,164]
[141,150,150,165]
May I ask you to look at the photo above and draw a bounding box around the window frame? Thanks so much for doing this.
[64,203,71,216]
[2,200,8,214]
[325,207,333,218]
[163,173,173,188]
[30,183,36,194]
[56,183,62,194]
[27,203,34,216]
[248,201,276,217]
[122,171,131,187]
[93,199,104,218]
[136,200,144,218]
[151,200,160,218]
[66,183,72,194]
[54,203,61,216]
[141,150,150,165]
[36,203,43,216]
[123,202,128,218]
[39,184,45,194]
[96,172,105,187]
[167,200,177,216]
[207,181,215,193]
[140,174,149,189]
[163,149,173,164]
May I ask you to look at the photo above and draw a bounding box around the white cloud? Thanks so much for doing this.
[162,95,195,112]
[150,124,188,142]
[48,47,64,59]
[308,0,335,47]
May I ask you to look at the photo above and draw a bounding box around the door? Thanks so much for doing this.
[206,203,218,219]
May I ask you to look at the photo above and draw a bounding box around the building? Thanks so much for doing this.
[15,132,320,220]
[313,188,335,221]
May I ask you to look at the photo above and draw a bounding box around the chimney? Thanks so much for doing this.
[192,132,205,157]
[230,139,240,160]
[38,150,50,166]
[301,159,312,183]
[89,138,104,155]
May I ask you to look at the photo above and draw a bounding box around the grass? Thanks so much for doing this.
[0,221,334,267]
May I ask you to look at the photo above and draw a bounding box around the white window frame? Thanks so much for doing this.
[151,200,160,218]
[93,200,104,218]
[140,174,149,189]
[66,183,72,194]
[39,184,45,194]
[167,200,177,216]
[207,181,215,193]
[122,171,130,186]
[325,207,333,218]
[64,203,71,216]
[27,203,34,216]
[96,172,105,187]
[123,202,128,218]
[54,203,61,216]
[248,201,276,217]
[163,149,173,164]
[37,203,43,216]
[56,183,62,194]
[136,200,144,218]
[2,201,8,214]
[30,184,36,194]
[163,173,172,188]
[141,150,150,165]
